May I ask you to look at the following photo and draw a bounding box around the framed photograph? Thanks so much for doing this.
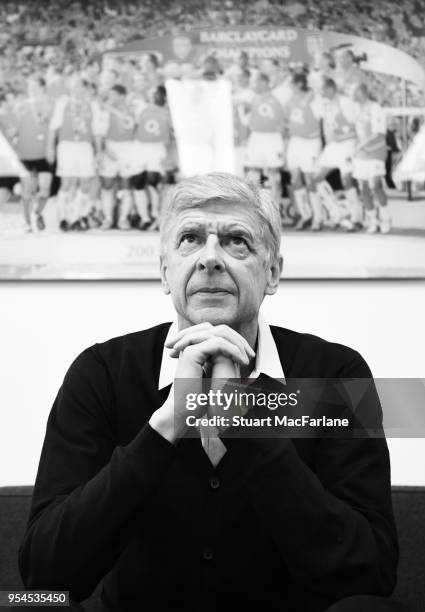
[0,0,424,279]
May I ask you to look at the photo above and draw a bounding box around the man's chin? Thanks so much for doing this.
[187,306,237,327]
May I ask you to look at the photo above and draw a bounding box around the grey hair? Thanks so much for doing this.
[160,172,281,262]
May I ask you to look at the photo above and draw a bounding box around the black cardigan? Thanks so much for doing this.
[19,323,398,612]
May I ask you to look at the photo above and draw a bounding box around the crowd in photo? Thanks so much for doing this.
[0,0,423,235]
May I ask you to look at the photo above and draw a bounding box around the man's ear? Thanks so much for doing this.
[265,255,283,295]
[159,254,170,295]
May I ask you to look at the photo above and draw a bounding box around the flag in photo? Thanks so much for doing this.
[165,77,235,177]
[0,131,28,177]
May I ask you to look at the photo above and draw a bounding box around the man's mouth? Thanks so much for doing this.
[192,287,232,294]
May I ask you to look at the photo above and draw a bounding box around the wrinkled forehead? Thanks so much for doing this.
[163,199,263,242]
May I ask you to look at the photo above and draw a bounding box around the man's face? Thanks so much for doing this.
[255,76,268,94]
[237,71,249,89]
[67,75,84,97]
[132,73,147,94]
[87,62,100,77]
[103,55,116,71]
[322,83,336,100]
[109,89,122,106]
[100,70,116,90]
[306,35,324,58]
[145,55,158,72]
[337,50,354,70]
[5,91,16,108]
[27,78,43,99]
[172,36,192,61]
[260,59,275,76]
[160,200,281,330]
[238,52,249,68]
[354,85,367,104]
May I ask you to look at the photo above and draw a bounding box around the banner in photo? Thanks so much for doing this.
[107,27,425,88]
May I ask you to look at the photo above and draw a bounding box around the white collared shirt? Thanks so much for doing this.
[158,314,285,391]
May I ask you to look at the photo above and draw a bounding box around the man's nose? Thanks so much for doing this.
[196,234,225,273]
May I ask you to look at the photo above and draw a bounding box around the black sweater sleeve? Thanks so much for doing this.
[19,347,176,602]
[222,351,398,601]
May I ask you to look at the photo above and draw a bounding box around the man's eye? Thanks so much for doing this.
[222,235,250,257]
[178,233,202,251]
[230,236,248,246]
[180,233,198,244]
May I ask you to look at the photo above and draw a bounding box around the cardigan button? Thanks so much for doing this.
[203,548,214,561]
[209,476,220,489]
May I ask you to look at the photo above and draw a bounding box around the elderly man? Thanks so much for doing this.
[20,173,405,612]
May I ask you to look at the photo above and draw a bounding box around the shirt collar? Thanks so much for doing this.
[158,314,285,390]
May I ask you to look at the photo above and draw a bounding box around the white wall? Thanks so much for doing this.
[0,279,424,486]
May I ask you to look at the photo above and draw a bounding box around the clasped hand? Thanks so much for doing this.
[149,323,255,443]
